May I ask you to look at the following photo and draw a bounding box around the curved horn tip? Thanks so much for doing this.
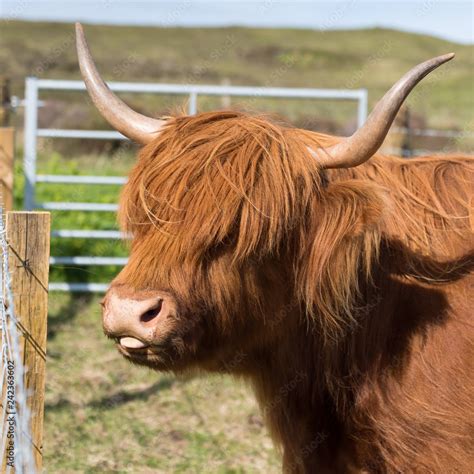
[75,22,87,55]
[75,23,91,55]
[75,22,84,38]
[442,52,455,60]
[308,53,456,170]
[433,52,455,65]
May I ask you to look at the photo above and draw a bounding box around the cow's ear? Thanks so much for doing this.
[295,180,388,337]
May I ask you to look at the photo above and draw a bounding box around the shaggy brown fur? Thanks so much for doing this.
[115,110,473,473]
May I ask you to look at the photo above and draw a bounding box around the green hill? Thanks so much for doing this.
[1,20,472,131]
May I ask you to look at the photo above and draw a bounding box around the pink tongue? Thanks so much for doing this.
[120,337,148,349]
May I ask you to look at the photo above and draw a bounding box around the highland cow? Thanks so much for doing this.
[76,23,473,473]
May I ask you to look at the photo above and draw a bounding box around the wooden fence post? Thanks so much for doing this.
[0,77,11,127]
[401,107,413,158]
[0,128,15,211]
[6,211,51,472]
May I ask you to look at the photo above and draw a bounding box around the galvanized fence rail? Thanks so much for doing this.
[23,77,368,292]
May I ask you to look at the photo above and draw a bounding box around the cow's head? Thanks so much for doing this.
[76,24,454,372]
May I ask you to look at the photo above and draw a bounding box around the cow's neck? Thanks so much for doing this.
[244,245,453,472]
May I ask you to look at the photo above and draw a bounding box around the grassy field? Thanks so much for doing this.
[1,20,473,132]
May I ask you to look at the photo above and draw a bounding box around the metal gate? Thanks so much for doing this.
[23,77,368,292]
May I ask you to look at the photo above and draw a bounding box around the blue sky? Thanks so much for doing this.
[1,0,472,44]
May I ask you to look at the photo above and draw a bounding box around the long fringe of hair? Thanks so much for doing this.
[119,110,472,334]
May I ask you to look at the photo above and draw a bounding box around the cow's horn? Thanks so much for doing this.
[75,23,165,144]
[308,53,455,169]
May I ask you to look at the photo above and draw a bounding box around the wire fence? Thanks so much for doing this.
[0,208,35,473]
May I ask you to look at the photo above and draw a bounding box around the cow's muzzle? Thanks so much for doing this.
[102,286,175,352]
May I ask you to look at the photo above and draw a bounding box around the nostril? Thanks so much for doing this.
[140,299,163,324]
